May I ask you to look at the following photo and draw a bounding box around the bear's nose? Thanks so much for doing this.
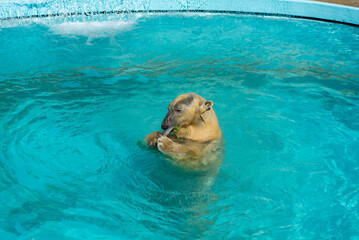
[161,121,168,130]
[161,112,171,130]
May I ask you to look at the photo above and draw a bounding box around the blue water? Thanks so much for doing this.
[1,13,359,239]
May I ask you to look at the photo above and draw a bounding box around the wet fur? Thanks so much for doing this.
[144,93,224,170]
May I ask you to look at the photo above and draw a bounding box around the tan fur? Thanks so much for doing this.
[144,93,224,170]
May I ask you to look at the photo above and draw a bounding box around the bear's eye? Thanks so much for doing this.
[175,109,182,113]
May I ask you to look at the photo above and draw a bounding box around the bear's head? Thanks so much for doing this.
[161,93,221,141]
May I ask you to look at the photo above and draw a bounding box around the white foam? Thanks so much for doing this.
[49,20,137,40]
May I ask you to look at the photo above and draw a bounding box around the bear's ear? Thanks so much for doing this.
[199,100,213,114]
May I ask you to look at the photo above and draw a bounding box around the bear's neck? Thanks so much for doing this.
[176,109,222,142]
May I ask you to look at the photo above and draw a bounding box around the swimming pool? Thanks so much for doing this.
[0,11,359,240]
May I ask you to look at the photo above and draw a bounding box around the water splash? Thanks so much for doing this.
[49,19,137,43]
[0,0,152,20]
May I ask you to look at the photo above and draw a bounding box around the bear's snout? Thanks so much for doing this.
[161,112,174,130]
[161,121,169,130]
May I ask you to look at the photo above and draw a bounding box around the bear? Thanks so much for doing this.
[144,93,224,170]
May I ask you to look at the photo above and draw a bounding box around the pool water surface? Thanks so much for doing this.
[0,13,359,239]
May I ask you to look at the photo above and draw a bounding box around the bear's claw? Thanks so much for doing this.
[157,135,173,153]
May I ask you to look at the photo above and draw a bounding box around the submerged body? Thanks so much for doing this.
[144,93,224,170]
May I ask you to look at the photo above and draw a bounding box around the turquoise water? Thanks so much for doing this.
[1,13,359,239]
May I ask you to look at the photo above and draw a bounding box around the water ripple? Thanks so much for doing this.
[0,13,359,239]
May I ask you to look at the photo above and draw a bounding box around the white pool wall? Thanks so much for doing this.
[0,0,358,25]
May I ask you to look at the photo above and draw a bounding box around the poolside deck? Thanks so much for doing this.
[314,0,359,8]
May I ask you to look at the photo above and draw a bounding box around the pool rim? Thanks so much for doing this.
[0,9,359,28]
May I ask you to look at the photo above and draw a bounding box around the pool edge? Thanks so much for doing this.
[0,0,358,26]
